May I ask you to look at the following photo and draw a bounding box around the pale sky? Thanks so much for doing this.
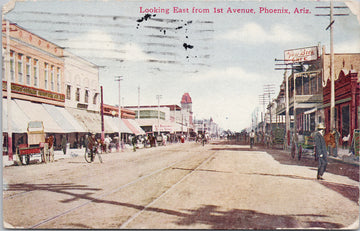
[3,0,360,132]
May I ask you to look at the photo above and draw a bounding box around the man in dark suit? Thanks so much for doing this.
[315,123,327,180]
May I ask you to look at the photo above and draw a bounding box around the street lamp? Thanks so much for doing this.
[156,94,162,136]
[115,76,123,151]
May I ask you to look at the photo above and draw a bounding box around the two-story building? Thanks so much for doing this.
[2,21,79,152]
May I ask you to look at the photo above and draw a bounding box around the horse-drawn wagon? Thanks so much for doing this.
[16,121,53,165]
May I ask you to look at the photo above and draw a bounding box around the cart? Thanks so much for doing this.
[291,132,316,161]
[16,121,51,165]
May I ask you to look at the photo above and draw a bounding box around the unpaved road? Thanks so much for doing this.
[2,142,359,229]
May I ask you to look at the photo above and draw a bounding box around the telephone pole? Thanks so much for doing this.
[315,1,349,130]
[264,84,275,133]
[259,94,266,132]
[115,76,123,151]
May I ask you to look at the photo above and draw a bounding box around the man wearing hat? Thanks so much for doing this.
[88,133,97,162]
[315,123,328,180]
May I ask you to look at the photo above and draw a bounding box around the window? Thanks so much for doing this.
[17,54,23,84]
[93,93,98,105]
[76,88,80,101]
[44,63,49,89]
[33,59,39,87]
[66,85,71,100]
[56,67,61,92]
[50,65,54,91]
[85,90,89,103]
[26,57,31,85]
[303,76,309,95]
[341,105,350,137]
[10,51,14,82]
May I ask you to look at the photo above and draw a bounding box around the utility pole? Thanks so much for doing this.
[137,85,140,119]
[156,94,162,136]
[315,1,349,130]
[115,76,123,151]
[264,84,275,134]
[100,86,104,141]
[285,70,290,149]
[259,94,266,132]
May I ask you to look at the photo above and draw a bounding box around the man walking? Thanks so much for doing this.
[88,133,97,162]
[249,130,255,148]
[315,123,328,180]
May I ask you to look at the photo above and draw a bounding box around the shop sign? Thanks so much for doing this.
[153,124,174,132]
[284,46,318,64]
[3,81,65,102]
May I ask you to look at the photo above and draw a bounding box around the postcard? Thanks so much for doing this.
[1,0,359,229]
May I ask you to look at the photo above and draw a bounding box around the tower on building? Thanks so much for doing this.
[181,93,193,125]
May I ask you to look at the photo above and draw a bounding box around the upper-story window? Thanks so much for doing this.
[66,85,71,100]
[93,93,98,105]
[85,90,89,103]
[10,51,14,82]
[44,63,49,90]
[17,54,23,84]
[76,88,80,102]
[56,67,61,92]
[26,56,31,85]
[50,65,55,91]
[33,59,39,87]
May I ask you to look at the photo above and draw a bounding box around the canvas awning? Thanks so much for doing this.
[103,116,133,134]
[42,104,87,133]
[66,107,102,133]
[123,119,145,135]
[2,99,29,133]
[14,99,64,133]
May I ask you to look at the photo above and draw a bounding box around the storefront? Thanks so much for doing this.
[322,69,359,145]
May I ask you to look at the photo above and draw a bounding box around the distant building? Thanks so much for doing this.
[181,92,193,127]
[125,105,183,134]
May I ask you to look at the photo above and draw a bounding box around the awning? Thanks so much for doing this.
[103,116,133,134]
[124,119,145,135]
[14,99,64,133]
[42,104,87,133]
[2,98,29,133]
[66,107,102,133]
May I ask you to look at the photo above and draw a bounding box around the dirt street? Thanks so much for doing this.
[2,142,359,229]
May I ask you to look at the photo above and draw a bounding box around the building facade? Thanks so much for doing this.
[64,50,100,112]
[2,21,65,106]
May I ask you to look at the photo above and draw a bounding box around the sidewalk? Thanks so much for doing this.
[2,146,137,167]
[329,147,359,166]
[2,148,92,167]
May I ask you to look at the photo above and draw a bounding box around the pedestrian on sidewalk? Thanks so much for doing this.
[104,135,112,153]
[88,133,97,162]
[332,128,340,157]
[61,135,67,155]
[131,135,137,152]
[249,130,255,148]
[315,123,328,180]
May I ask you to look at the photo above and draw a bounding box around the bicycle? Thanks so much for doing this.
[84,146,103,163]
